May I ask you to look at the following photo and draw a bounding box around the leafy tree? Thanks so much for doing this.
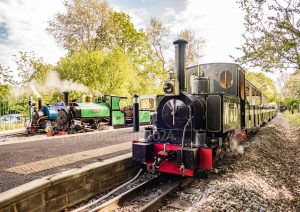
[56,48,133,96]
[283,70,300,101]
[0,84,10,99]
[146,17,170,71]
[48,0,150,59]
[235,0,300,72]
[246,71,278,102]
[103,12,148,55]
[48,0,111,52]
[0,65,14,84]
[48,0,168,97]
[179,28,205,67]
[13,51,52,84]
[56,48,167,97]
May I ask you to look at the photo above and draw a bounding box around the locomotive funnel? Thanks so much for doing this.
[38,97,42,110]
[63,91,69,106]
[173,39,188,92]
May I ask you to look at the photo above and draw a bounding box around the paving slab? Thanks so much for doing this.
[0,127,144,192]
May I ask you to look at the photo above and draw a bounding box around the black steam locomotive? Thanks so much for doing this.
[132,39,277,176]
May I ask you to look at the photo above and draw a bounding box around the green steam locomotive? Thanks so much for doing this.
[27,92,154,134]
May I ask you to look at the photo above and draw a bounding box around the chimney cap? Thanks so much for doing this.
[173,39,188,45]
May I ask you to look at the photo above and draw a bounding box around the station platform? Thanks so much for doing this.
[0,128,24,136]
[0,127,144,192]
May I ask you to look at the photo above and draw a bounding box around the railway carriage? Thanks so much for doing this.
[132,39,277,177]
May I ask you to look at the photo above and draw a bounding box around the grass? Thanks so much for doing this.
[283,111,300,128]
[0,122,25,131]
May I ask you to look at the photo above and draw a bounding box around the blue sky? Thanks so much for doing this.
[0,25,8,40]
[0,0,253,78]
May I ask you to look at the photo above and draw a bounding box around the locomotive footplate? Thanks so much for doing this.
[132,141,213,176]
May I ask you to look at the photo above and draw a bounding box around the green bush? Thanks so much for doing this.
[283,111,300,128]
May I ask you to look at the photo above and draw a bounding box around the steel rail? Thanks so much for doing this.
[88,176,194,212]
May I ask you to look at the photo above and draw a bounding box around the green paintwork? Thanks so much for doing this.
[139,111,151,123]
[76,103,110,117]
[112,111,125,126]
[111,96,122,110]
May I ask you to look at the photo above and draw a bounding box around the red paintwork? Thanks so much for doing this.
[56,131,68,136]
[133,141,213,176]
[236,130,247,142]
[157,160,194,176]
[47,131,68,137]
[199,148,212,170]
[47,131,54,137]
[154,143,182,154]
[152,143,213,176]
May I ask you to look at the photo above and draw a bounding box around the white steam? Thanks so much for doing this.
[42,71,89,93]
[230,139,244,155]
[10,71,89,98]
[30,82,41,98]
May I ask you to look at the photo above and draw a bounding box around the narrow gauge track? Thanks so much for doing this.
[73,170,194,212]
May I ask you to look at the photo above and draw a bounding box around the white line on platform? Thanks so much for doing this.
[0,126,145,146]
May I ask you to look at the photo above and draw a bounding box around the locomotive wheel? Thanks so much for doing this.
[56,110,70,131]
[97,122,107,131]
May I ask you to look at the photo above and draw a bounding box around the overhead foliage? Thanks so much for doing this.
[0,84,11,99]
[48,0,151,60]
[0,64,14,84]
[48,0,167,96]
[235,0,300,72]
[56,48,167,97]
[48,0,111,52]
[56,49,131,96]
[146,17,170,71]
[13,51,52,84]
[246,71,278,102]
[146,18,205,71]
[179,28,205,67]
[283,70,300,100]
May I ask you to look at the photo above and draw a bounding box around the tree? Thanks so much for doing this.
[48,0,167,96]
[48,0,111,52]
[235,0,300,72]
[0,84,10,98]
[48,0,150,60]
[246,71,278,102]
[55,48,133,96]
[0,64,13,84]
[13,51,52,84]
[283,70,300,100]
[179,28,205,67]
[146,17,170,71]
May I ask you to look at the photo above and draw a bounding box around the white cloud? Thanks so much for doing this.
[0,0,66,73]
[125,7,149,29]
[161,0,245,64]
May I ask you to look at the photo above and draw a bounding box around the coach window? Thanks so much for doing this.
[220,70,233,88]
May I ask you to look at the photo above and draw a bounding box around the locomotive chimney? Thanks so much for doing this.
[63,91,69,106]
[173,39,188,92]
[38,97,42,110]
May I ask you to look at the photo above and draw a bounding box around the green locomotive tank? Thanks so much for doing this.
[71,102,110,118]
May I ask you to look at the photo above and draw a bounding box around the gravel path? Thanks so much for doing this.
[160,113,300,211]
